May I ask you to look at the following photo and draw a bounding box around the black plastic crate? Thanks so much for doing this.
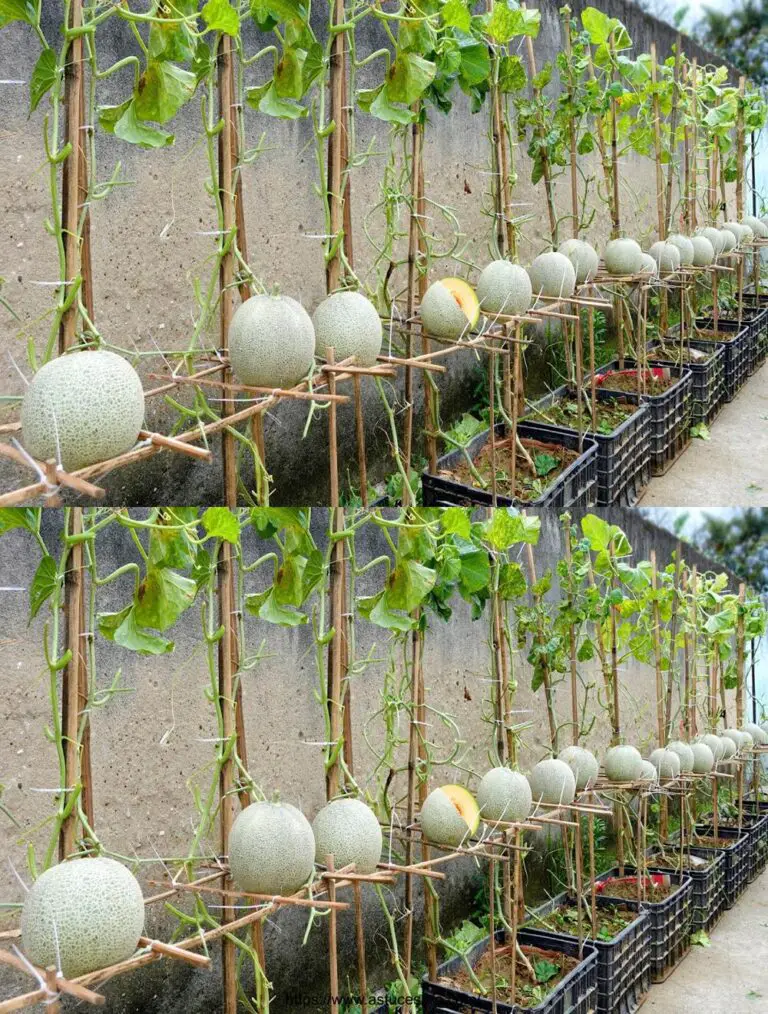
[594,360,692,476]
[718,810,768,880]
[421,927,598,1014]
[523,386,651,506]
[672,826,751,908]
[680,319,750,401]
[740,303,768,369]
[646,339,726,425]
[697,309,764,375]
[527,891,650,1014]
[421,422,598,510]
[647,847,726,933]
[595,867,692,983]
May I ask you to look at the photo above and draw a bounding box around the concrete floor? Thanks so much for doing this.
[646,869,768,1013]
[641,362,768,506]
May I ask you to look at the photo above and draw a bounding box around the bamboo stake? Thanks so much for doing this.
[736,583,746,727]
[326,505,345,800]
[326,855,339,1014]
[651,45,666,242]
[525,543,558,751]
[736,77,746,221]
[650,551,665,749]
[403,619,420,979]
[664,38,682,233]
[353,881,367,1014]
[326,0,346,293]
[564,9,579,238]
[523,6,558,244]
[588,814,597,937]
[690,61,699,231]
[59,0,85,353]
[564,523,580,745]
[489,858,498,1014]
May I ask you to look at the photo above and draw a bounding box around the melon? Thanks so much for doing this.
[649,748,681,779]
[723,221,751,244]
[742,722,768,745]
[648,241,681,275]
[229,801,315,896]
[558,239,599,285]
[21,350,144,472]
[604,744,643,783]
[722,728,747,750]
[312,798,382,874]
[700,733,725,762]
[666,740,694,773]
[719,735,736,760]
[527,252,577,299]
[229,294,315,389]
[638,760,658,782]
[699,227,726,257]
[719,228,738,253]
[558,745,599,791]
[691,235,715,267]
[603,238,643,276]
[638,253,658,275]
[528,758,576,806]
[420,278,480,339]
[21,857,144,979]
[420,785,481,846]
[740,730,755,749]
[691,741,715,774]
[742,216,768,238]
[477,768,532,823]
[667,234,695,266]
[477,261,533,316]
[312,291,382,367]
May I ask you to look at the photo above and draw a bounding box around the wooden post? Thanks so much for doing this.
[563,8,579,238]
[736,584,746,727]
[326,0,346,294]
[689,567,698,737]
[690,61,699,231]
[403,621,420,979]
[525,543,559,751]
[664,39,682,233]
[326,506,346,800]
[60,508,91,859]
[488,858,498,1014]
[736,77,746,221]
[651,45,666,242]
[564,523,580,745]
[650,552,665,748]
[353,881,367,1014]
[524,4,558,245]
[327,855,339,1014]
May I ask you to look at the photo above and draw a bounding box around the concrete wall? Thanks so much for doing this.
[0,4,737,505]
[0,507,743,1011]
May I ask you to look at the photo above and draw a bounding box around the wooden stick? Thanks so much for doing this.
[326,505,345,799]
[664,38,682,234]
[523,5,557,243]
[326,0,346,293]
[564,524,580,745]
[489,857,498,1014]
[403,620,421,978]
[59,0,84,353]
[650,551,665,748]
[138,431,211,460]
[139,938,210,968]
[327,348,340,507]
[45,968,61,1014]
[353,378,367,507]
[353,881,368,1014]
[327,855,339,1014]
[651,44,666,242]
[736,583,746,727]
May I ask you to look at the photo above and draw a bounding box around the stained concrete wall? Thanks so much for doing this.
[0,4,737,505]
[0,507,744,1011]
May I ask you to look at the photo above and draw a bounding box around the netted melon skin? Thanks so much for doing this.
[604,744,643,782]
[558,746,598,791]
[604,239,643,276]
[313,291,383,367]
[528,758,576,806]
[229,801,315,896]
[21,857,145,979]
[691,236,715,266]
[312,798,382,874]
[420,788,472,847]
[477,768,532,822]
[21,350,145,472]
[229,295,316,388]
[528,252,576,298]
[420,282,472,340]
[477,262,533,315]
[558,239,599,285]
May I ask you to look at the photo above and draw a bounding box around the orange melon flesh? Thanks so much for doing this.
[441,784,481,834]
[441,278,480,326]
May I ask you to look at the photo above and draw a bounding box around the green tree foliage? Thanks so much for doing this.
[694,0,768,85]
[697,509,768,591]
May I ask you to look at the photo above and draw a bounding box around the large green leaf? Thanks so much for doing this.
[0,508,38,534]
[488,4,540,43]
[135,61,196,124]
[29,554,57,621]
[386,559,437,612]
[440,507,471,540]
[134,567,197,632]
[458,42,490,88]
[458,547,491,596]
[484,510,541,550]
[98,606,174,655]
[386,52,436,106]
[0,0,36,25]
[246,81,308,118]
[202,507,240,544]
[442,0,470,32]
[29,47,56,113]
[202,0,240,35]
[100,100,175,148]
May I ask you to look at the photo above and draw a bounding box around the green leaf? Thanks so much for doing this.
[0,0,37,25]
[577,637,595,661]
[101,100,175,148]
[488,4,540,43]
[246,81,308,118]
[135,61,196,124]
[148,2,196,62]
[442,0,471,32]
[691,930,711,947]
[148,508,198,569]
[484,510,541,550]
[202,0,240,35]
[498,55,527,93]
[29,555,57,620]
[534,452,558,477]
[0,508,38,535]
[577,131,595,154]
[358,85,414,124]
[275,46,306,99]
[458,42,490,88]
[458,548,491,596]
[691,422,711,441]
[440,507,471,539]
[246,588,307,626]
[202,507,240,543]
[386,559,437,613]
[386,52,436,105]
[498,562,527,599]
[134,567,197,631]
[273,554,307,607]
[29,47,56,113]
[98,606,174,655]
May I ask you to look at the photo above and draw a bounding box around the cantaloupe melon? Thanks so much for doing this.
[604,744,643,783]
[312,291,382,367]
[667,234,695,266]
[719,228,737,253]
[723,221,751,244]
[719,735,736,760]
[21,350,145,472]
[477,768,532,823]
[312,798,382,874]
[21,857,144,978]
[691,742,715,774]
[229,294,315,389]
[742,722,768,745]
[558,745,599,791]
[604,238,643,276]
[420,278,480,339]
[666,740,694,773]
[638,253,658,275]
[528,758,576,806]
[477,261,533,316]
[558,239,599,285]
[648,241,681,275]
[742,216,768,238]
[638,760,657,782]
[722,728,747,751]
[740,730,755,749]
[528,252,577,298]
[229,801,315,895]
[700,733,725,762]
[420,785,481,846]
[649,748,681,779]
[691,235,715,267]
[699,227,726,257]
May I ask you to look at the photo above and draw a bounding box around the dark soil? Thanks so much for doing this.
[597,370,677,394]
[597,876,680,902]
[649,850,715,872]
[536,900,640,942]
[439,943,581,1009]
[526,392,641,436]
[442,435,581,502]
[683,835,739,849]
[693,330,740,342]
[650,343,715,365]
